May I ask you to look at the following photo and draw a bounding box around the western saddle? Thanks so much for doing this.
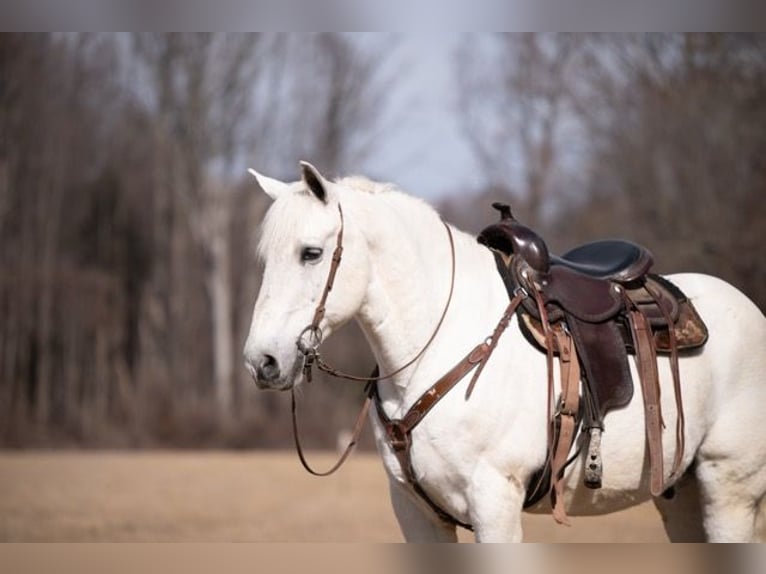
[478,203,708,524]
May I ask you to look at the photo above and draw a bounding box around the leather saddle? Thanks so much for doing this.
[478,203,708,507]
[479,203,707,419]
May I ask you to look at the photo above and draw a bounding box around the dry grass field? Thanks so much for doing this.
[0,451,668,542]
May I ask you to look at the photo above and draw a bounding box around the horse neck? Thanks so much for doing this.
[347,191,507,405]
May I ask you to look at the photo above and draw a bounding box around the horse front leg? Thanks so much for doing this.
[469,468,526,542]
[389,480,458,542]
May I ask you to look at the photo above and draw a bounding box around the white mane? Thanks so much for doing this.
[336,175,398,195]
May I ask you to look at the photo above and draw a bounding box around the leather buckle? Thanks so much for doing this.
[387,422,409,452]
[556,399,578,418]
[513,285,529,299]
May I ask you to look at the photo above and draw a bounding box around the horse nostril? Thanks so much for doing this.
[257,354,281,382]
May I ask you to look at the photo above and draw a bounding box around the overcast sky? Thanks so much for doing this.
[357,35,483,201]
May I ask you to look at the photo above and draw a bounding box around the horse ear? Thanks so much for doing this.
[299,161,329,204]
[248,168,290,200]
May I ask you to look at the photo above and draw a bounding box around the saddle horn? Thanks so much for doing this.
[480,203,551,275]
[491,202,514,221]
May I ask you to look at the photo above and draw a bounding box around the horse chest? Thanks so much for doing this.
[371,408,492,523]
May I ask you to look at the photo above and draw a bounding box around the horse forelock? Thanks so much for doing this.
[256,191,315,262]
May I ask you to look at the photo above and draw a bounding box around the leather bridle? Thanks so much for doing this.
[291,202,457,475]
[295,203,457,385]
[289,202,527,529]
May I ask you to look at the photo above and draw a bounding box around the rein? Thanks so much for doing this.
[296,203,458,384]
[290,202,526,527]
[291,202,457,476]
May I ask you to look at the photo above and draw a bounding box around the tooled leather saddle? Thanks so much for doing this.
[478,203,708,522]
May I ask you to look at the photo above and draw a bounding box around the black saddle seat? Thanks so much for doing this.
[553,240,654,284]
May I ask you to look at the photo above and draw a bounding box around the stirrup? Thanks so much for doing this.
[584,427,603,489]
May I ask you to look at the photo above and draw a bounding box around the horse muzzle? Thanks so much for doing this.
[245,349,304,391]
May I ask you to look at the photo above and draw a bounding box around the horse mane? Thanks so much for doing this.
[257,174,439,262]
[336,175,395,195]
[337,176,437,217]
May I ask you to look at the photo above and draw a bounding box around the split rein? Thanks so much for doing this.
[291,203,526,477]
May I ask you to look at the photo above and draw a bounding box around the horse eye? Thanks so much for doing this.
[301,247,323,263]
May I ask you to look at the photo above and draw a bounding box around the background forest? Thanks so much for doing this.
[1,33,764,448]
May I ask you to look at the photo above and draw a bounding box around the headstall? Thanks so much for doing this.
[289,203,525,530]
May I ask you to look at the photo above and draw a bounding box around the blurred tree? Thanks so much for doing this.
[131,33,274,419]
[291,33,394,175]
[456,33,766,310]
[0,34,134,440]
[0,33,395,447]
[129,32,392,431]
[457,33,588,227]
[572,34,766,306]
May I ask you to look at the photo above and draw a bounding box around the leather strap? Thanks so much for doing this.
[523,275,581,525]
[290,235,526,514]
[291,380,375,477]
[291,205,457,477]
[645,281,685,482]
[550,328,581,525]
[530,282,557,471]
[466,290,528,398]
[311,206,345,330]
[372,345,490,530]
[372,290,527,528]
[297,205,346,384]
[628,307,665,496]
[298,203,458,384]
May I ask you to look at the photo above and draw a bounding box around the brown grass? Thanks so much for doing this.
[0,451,667,542]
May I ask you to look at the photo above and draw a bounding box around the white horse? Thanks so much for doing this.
[243,162,766,542]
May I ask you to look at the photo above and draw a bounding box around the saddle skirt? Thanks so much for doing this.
[518,273,709,356]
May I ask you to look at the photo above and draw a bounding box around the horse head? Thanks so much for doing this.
[243,162,371,390]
